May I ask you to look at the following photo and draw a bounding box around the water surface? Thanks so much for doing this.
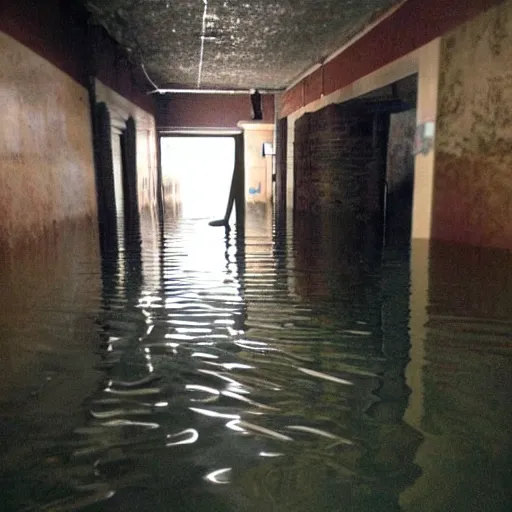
[1,208,511,511]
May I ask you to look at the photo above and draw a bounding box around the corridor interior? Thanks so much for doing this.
[2,0,512,511]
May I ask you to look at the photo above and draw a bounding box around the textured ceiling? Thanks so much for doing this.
[84,0,402,90]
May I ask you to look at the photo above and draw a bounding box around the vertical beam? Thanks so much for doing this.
[275,117,288,220]
[412,38,441,240]
[234,133,245,233]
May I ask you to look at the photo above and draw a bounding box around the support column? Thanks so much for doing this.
[234,133,246,233]
[293,102,387,251]
[275,117,288,221]
[237,121,275,205]
[411,38,441,241]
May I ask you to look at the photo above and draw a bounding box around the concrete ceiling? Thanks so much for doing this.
[84,0,402,90]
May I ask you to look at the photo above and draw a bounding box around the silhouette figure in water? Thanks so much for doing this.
[250,88,263,120]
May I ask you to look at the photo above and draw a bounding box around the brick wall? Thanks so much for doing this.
[294,103,387,237]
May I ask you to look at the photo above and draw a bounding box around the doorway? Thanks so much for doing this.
[381,74,417,247]
[160,136,236,220]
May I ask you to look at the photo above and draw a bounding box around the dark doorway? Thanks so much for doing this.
[358,74,418,248]
[343,73,418,248]
[121,117,139,229]
[383,77,417,247]
[293,101,389,251]
[94,102,117,253]
[292,73,417,250]
[110,117,139,250]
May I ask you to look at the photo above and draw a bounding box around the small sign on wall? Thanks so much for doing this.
[262,142,275,156]
[413,121,436,156]
[249,182,261,195]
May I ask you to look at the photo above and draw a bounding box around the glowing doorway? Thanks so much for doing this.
[160,137,235,219]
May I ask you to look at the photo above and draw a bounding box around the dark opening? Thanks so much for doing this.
[350,73,418,248]
[382,74,417,248]
[94,102,117,254]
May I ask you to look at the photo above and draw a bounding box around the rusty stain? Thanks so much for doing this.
[0,31,97,251]
[433,0,512,249]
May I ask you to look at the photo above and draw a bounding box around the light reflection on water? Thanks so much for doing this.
[0,207,511,511]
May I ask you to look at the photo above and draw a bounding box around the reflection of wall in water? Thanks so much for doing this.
[0,223,102,471]
[292,214,381,301]
[237,220,422,511]
[401,241,512,511]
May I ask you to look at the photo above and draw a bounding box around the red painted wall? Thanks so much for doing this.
[0,0,89,86]
[304,69,323,106]
[0,0,154,114]
[280,0,502,117]
[156,93,275,130]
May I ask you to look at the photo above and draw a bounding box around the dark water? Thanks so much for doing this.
[1,208,511,511]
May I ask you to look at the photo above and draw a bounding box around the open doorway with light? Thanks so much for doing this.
[160,136,236,220]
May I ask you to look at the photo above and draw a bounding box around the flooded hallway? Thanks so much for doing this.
[1,1,512,511]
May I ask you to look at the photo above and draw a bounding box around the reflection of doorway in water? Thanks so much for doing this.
[160,137,235,219]
[112,133,125,219]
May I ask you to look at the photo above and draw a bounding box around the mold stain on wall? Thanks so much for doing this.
[433,0,512,249]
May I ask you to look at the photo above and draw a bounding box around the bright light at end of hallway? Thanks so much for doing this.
[161,137,235,219]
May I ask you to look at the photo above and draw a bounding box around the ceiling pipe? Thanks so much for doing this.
[148,88,283,95]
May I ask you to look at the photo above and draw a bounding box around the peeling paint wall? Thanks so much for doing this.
[94,80,158,211]
[0,30,96,250]
[433,0,512,249]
